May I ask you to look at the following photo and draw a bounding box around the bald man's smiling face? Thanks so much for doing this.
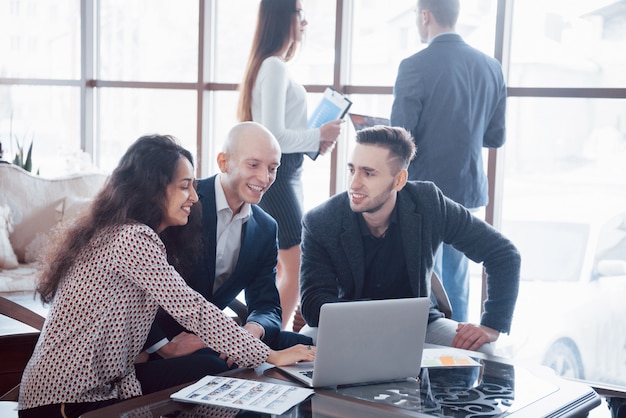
[218,127,281,212]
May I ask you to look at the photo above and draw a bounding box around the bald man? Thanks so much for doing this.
[138,122,313,393]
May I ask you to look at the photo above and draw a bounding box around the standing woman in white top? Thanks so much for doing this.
[238,0,342,328]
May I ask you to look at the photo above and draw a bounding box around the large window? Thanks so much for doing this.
[349,0,497,86]
[99,0,199,82]
[509,0,626,88]
[0,0,81,176]
[98,88,198,171]
[494,0,626,388]
[2,0,626,391]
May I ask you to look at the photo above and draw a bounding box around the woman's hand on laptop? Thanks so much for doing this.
[452,323,499,352]
[267,344,316,366]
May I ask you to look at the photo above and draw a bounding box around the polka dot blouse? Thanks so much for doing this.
[18,223,271,410]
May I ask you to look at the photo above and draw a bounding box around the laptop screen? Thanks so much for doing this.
[348,113,390,131]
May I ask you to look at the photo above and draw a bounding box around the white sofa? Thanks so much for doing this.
[0,164,108,293]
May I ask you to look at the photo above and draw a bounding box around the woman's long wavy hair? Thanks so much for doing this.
[237,0,300,122]
[37,134,203,304]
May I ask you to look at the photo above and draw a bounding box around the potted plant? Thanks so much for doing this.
[3,114,37,174]
[12,134,34,173]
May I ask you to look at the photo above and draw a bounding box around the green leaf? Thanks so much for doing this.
[24,140,33,172]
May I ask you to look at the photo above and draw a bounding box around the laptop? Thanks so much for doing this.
[277,297,429,388]
[348,113,390,131]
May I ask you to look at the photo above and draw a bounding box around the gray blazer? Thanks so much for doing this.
[299,181,520,333]
[391,33,507,208]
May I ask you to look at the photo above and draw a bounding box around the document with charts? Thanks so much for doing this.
[170,375,314,415]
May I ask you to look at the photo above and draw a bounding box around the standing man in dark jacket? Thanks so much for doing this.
[390,0,507,322]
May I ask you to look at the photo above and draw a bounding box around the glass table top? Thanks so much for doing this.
[333,359,559,417]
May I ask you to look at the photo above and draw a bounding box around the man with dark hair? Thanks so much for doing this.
[299,126,519,353]
[390,0,508,322]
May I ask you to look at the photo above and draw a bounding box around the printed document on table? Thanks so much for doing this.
[421,348,482,368]
[170,375,314,415]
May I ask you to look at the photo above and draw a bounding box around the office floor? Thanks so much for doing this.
[0,292,615,417]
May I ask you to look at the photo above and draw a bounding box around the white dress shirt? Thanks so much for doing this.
[213,174,251,292]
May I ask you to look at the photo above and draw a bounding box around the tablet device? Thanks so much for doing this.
[307,87,352,129]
